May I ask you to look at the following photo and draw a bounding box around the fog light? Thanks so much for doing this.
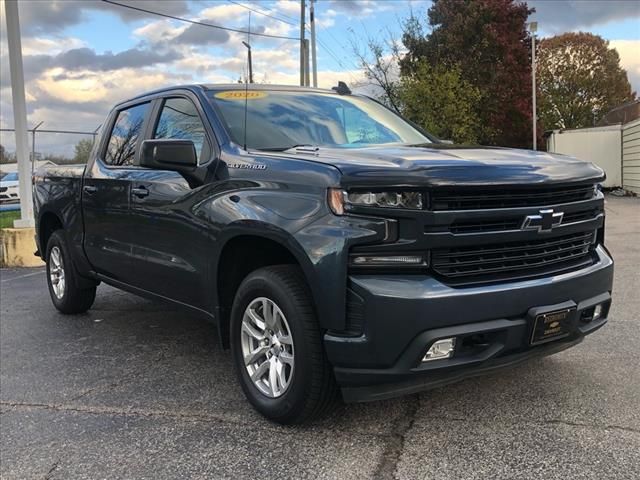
[581,302,607,323]
[423,338,456,362]
[593,303,603,321]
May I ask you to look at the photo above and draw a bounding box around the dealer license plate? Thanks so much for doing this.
[530,308,574,345]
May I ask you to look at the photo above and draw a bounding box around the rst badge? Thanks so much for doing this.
[521,209,564,233]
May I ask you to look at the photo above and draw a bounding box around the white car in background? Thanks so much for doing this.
[0,172,19,203]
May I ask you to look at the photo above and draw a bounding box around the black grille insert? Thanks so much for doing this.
[432,231,596,285]
[431,184,595,210]
[447,207,602,234]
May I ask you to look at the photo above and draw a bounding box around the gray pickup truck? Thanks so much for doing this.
[34,84,613,423]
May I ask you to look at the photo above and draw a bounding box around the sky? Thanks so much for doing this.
[0,0,639,158]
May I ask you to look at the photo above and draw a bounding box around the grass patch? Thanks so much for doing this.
[0,210,21,228]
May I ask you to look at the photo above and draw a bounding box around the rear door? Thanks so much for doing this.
[126,94,216,308]
[82,101,151,282]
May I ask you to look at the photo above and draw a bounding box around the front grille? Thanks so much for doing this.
[0,187,7,193]
[449,218,522,234]
[447,206,602,234]
[431,184,595,210]
[431,231,596,285]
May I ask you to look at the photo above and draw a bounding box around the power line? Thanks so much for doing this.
[303,19,361,73]
[233,0,299,23]
[313,35,362,86]
[306,24,361,78]
[226,0,297,27]
[101,0,300,41]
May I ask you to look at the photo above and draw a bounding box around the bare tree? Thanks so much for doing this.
[349,29,403,113]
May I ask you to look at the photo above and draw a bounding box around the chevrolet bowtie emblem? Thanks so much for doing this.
[521,209,564,233]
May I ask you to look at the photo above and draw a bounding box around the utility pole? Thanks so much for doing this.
[4,0,34,227]
[529,21,538,151]
[31,121,44,176]
[242,41,253,83]
[304,39,310,86]
[310,0,318,87]
[299,0,305,86]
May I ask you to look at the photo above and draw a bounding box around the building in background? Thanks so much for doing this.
[546,102,640,195]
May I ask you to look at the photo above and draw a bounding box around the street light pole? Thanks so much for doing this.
[300,0,305,86]
[4,0,34,227]
[529,21,538,151]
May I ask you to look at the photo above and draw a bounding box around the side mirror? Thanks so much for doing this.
[140,139,197,171]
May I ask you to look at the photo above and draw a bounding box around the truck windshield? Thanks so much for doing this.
[206,89,431,151]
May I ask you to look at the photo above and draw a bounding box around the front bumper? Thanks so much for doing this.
[324,245,614,402]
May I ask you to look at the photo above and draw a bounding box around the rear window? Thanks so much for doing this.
[104,102,150,166]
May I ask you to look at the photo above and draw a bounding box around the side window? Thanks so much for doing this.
[104,102,149,166]
[153,97,207,162]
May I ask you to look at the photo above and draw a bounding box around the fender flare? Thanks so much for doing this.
[212,220,321,309]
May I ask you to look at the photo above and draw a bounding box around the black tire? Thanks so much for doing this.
[45,230,96,314]
[230,265,337,424]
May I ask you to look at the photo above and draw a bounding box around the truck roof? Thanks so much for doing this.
[121,83,345,106]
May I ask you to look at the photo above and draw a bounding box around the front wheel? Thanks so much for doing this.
[46,230,96,314]
[230,265,337,424]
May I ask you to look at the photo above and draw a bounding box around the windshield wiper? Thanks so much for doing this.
[256,144,317,152]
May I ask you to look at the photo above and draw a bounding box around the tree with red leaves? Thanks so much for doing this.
[400,0,534,148]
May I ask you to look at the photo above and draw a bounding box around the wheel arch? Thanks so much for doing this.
[214,225,319,349]
[38,210,64,260]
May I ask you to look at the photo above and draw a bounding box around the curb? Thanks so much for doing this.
[0,228,44,267]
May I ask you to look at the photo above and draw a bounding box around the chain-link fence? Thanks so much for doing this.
[0,127,100,176]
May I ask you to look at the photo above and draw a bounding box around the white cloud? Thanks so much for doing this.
[610,39,640,93]
[21,36,86,56]
[529,0,640,34]
[199,3,249,22]
[273,0,301,18]
[265,67,365,90]
[133,20,184,44]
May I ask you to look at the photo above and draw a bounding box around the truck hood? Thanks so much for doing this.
[274,145,604,187]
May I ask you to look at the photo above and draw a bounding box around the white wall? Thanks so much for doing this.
[547,125,622,188]
[0,161,56,175]
[622,119,640,195]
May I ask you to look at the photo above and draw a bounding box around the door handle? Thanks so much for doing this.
[83,185,97,195]
[132,186,149,198]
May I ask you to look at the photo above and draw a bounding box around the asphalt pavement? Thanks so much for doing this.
[1,195,639,479]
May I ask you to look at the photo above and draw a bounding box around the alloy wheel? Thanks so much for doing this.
[240,297,295,398]
[49,246,66,299]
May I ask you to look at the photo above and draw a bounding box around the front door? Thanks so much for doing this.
[127,96,215,309]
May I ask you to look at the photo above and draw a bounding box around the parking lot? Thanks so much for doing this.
[1,195,638,480]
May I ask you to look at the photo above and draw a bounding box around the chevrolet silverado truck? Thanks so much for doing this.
[34,84,614,424]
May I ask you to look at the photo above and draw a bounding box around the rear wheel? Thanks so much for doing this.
[230,265,337,424]
[46,230,96,314]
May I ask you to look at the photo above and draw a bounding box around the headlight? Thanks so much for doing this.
[328,189,423,214]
